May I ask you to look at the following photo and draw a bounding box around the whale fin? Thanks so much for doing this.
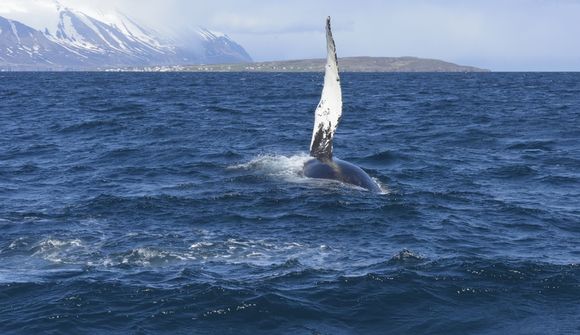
[309,16,342,162]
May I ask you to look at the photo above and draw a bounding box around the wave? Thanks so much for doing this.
[389,249,425,263]
[3,234,336,272]
[31,238,87,264]
[109,248,188,267]
[488,164,538,178]
[359,150,409,167]
[506,140,555,151]
[59,119,122,134]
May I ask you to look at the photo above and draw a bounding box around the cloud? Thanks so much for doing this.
[208,14,321,35]
[0,2,29,14]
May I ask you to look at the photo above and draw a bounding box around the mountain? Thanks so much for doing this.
[196,28,252,64]
[0,16,86,69]
[0,5,252,70]
[119,56,489,72]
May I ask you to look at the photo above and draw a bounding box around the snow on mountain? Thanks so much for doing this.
[196,27,253,64]
[46,7,178,66]
[0,3,252,70]
[51,8,172,55]
[98,12,170,52]
[197,28,227,41]
[0,16,85,69]
[198,28,252,64]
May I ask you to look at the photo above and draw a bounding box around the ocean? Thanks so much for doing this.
[0,72,579,334]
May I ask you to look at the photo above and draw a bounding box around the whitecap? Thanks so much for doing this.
[118,247,188,266]
[189,242,214,249]
[32,238,86,264]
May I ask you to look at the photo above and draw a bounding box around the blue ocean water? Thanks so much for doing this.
[0,72,579,334]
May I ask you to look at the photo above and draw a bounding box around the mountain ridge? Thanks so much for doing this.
[0,5,252,70]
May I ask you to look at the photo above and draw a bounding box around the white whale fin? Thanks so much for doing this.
[309,16,342,162]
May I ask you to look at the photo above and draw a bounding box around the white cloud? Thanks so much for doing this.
[0,2,29,14]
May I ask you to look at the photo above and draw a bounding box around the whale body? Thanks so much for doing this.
[304,158,382,192]
[303,17,381,192]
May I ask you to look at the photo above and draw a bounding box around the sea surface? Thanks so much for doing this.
[0,72,579,334]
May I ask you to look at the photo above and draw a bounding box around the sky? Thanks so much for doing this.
[1,0,580,71]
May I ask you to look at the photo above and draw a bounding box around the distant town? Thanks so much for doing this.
[105,56,489,73]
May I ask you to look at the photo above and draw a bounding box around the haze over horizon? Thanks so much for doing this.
[1,0,579,71]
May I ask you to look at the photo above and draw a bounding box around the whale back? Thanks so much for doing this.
[303,158,381,192]
[309,17,342,162]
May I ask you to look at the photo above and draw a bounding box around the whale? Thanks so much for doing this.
[303,17,381,193]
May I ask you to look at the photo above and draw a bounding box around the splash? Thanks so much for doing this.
[372,177,390,195]
[228,153,310,181]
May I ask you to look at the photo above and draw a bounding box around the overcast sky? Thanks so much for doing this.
[2,0,580,71]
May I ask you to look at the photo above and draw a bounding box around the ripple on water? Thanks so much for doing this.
[1,72,580,333]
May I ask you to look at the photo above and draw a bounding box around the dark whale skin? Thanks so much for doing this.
[303,158,381,192]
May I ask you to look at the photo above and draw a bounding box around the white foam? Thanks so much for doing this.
[372,177,390,195]
[38,239,83,249]
[185,238,333,267]
[5,234,344,278]
[228,153,310,182]
[8,237,28,250]
[32,238,85,263]
[119,247,187,266]
[189,242,214,249]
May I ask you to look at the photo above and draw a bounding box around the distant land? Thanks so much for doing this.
[107,56,490,72]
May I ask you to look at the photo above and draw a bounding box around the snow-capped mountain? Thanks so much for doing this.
[0,16,85,69]
[0,4,252,70]
[197,28,252,64]
[47,7,176,66]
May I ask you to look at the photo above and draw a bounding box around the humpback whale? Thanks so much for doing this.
[303,17,382,192]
